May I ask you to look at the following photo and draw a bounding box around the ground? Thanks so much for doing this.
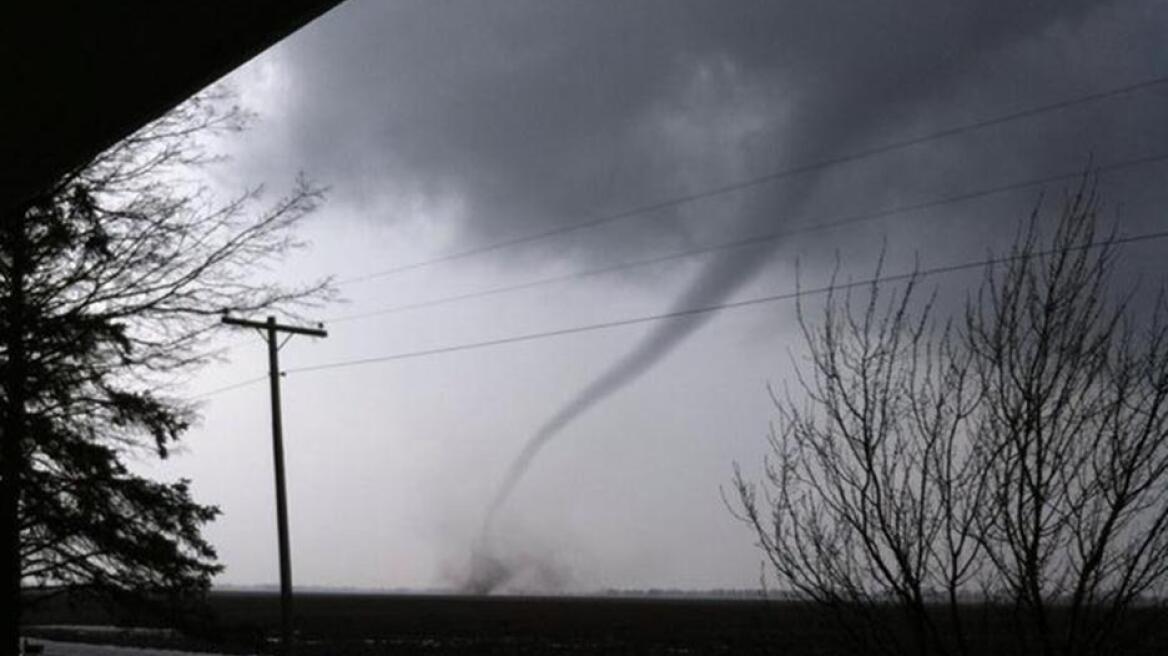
[29,640,229,656]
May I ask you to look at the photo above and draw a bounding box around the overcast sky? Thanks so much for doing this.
[142,0,1168,593]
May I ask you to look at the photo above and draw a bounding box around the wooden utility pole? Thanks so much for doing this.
[221,315,327,655]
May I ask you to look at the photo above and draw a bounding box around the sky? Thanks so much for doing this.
[139,0,1168,593]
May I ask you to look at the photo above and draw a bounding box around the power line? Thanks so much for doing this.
[327,151,1168,323]
[285,228,1168,377]
[193,374,268,399]
[334,74,1168,286]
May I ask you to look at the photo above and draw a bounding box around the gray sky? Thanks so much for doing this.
[141,0,1168,592]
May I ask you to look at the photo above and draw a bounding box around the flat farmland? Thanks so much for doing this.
[24,591,1168,655]
[209,592,822,654]
[26,591,831,654]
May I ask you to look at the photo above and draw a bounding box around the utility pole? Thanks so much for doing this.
[221,315,327,656]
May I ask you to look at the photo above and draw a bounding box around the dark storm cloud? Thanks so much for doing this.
[256,0,1168,520]
[262,0,1167,270]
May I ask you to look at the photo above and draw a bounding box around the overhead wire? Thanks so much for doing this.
[193,374,269,399]
[326,151,1168,323]
[199,74,1168,395]
[280,228,1168,377]
[333,73,1168,286]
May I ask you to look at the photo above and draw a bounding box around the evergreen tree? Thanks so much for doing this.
[0,90,327,653]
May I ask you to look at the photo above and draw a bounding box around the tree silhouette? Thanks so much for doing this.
[731,184,1168,656]
[0,89,328,654]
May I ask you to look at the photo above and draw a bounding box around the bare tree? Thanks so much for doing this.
[0,88,330,654]
[731,184,1168,656]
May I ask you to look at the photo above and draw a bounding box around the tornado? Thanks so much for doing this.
[469,194,801,591]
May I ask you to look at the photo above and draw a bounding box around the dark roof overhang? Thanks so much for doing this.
[2,0,345,217]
